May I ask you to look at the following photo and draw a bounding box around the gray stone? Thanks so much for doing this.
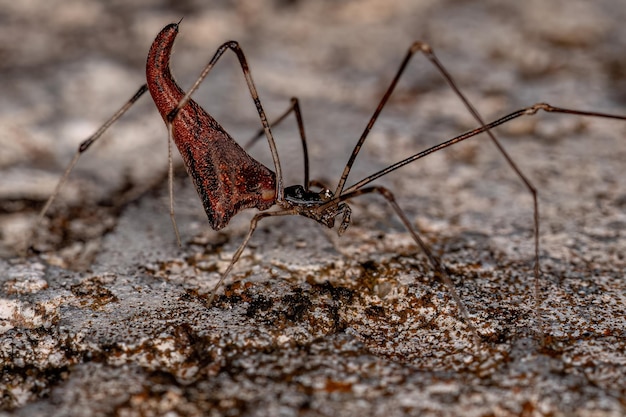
[1,1,625,416]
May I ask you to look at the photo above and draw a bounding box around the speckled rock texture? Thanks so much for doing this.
[1,1,625,416]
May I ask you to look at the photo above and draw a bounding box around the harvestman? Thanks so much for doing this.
[32,22,626,343]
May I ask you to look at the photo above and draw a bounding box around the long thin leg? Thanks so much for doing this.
[335,43,536,205]
[334,40,626,338]
[345,103,625,339]
[331,43,546,331]
[326,185,480,346]
[243,97,311,190]
[166,123,182,246]
[344,103,626,192]
[166,41,286,201]
[207,209,297,305]
[420,45,547,334]
[28,84,149,253]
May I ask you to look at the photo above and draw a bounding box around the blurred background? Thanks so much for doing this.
[0,0,625,259]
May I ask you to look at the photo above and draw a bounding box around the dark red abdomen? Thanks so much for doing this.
[145,23,276,230]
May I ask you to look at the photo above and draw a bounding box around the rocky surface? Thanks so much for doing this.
[1,1,625,416]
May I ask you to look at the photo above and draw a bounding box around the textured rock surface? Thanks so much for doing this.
[1,0,625,416]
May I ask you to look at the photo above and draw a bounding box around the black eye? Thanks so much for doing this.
[285,185,304,199]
